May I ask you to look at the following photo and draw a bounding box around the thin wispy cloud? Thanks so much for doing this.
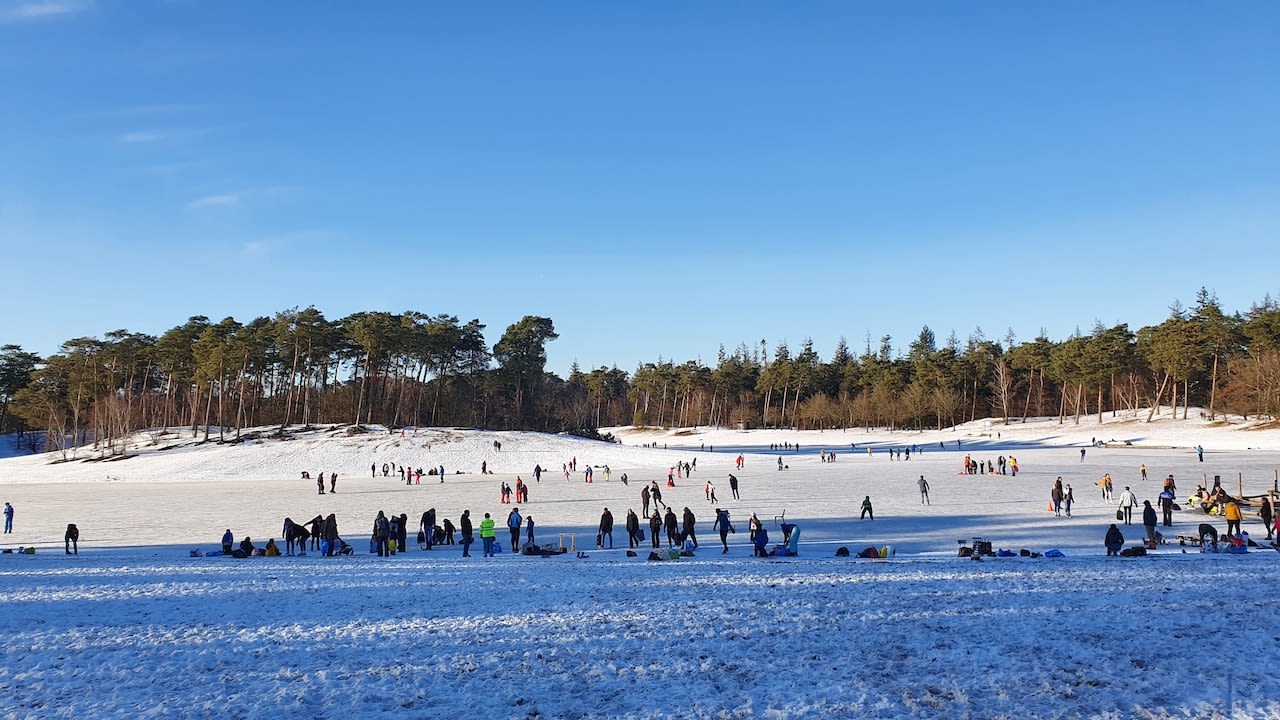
[119,130,174,145]
[187,193,240,209]
[185,187,303,211]
[0,0,92,23]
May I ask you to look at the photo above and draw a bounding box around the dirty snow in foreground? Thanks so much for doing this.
[1,411,1279,718]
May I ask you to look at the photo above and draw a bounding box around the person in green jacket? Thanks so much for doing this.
[479,513,496,557]
[860,496,874,520]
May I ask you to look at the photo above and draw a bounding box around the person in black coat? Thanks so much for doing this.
[460,510,473,557]
[625,509,640,548]
[713,509,734,553]
[420,509,436,550]
[598,508,614,549]
[664,507,679,548]
[649,511,662,549]
[681,507,698,549]
[1104,524,1124,556]
[65,523,79,554]
[1142,500,1158,546]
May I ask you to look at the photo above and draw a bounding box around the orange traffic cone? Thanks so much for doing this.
[1047,502,1054,512]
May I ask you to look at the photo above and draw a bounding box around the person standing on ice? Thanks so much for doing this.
[1063,484,1075,518]
[373,511,391,557]
[625,509,640,548]
[1139,464,1148,482]
[598,508,614,549]
[681,507,699,549]
[421,509,436,549]
[1118,486,1137,525]
[1142,501,1158,546]
[4,501,13,534]
[1080,447,1086,462]
[649,511,662,549]
[1196,445,1204,462]
[729,474,740,500]
[641,485,651,518]
[526,515,535,547]
[713,508,734,553]
[330,472,338,494]
[1051,478,1064,517]
[664,507,680,548]
[316,474,325,495]
[221,528,234,555]
[479,513,496,557]
[460,510,473,557]
[507,507,523,553]
[860,496,874,520]
[918,475,930,505]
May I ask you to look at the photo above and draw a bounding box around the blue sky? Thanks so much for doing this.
[2,1,1277,375]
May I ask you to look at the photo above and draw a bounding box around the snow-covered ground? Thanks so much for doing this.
[2,411,1278,718]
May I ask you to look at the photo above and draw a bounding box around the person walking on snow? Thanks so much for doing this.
[918,475,930,505]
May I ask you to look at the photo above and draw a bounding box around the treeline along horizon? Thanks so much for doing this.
[3,288,1280,456]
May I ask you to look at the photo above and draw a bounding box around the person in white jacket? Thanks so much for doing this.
[1117,486,1138,526]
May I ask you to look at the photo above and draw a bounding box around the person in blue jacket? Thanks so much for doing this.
[753,525,770,557]
[221,528,234,555]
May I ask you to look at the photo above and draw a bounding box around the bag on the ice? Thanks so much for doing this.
[1116,509,1124,521]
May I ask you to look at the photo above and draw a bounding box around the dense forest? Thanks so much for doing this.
[3,289,1280,459]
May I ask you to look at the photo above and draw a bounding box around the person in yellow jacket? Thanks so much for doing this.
[1223,500,1243,537]
[479,512,497,557]
[264,538,281,557]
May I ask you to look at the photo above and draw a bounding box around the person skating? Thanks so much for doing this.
[918,475,930,505]
[860,496,874,520]
[641,485,651,518]
[729,474,739,500]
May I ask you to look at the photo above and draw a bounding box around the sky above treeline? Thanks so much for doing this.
[2,1,1277,375]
